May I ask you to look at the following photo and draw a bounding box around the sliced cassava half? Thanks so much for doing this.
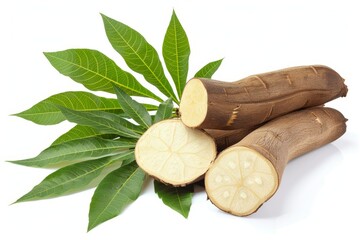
[180,65,347,129]
[205,107,347,216]
[135,119,217,186]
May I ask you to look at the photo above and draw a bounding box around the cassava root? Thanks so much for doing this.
[180,65,347,129]
[205,107,347,216]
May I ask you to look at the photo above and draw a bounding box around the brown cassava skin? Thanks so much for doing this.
[238,107,347,182]
[180,65,348,130]
[205,107,347,216]
[206,128,255,151]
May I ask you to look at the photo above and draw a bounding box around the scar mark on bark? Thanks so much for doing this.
[226,111,239,126]
[322,108,332,118]
[244,87,251,99]
[286,74,293,85]
[223,88,228,97]
[233,105,241,111]
[310,66,319,75]
[311,112,323,126]
[254,75,268,89]
[302,99,309,108]
[262,105,274,123]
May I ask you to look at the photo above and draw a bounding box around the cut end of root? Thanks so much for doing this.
[179,78,208,128]
[135,119,217,186]
[205,146,278,216]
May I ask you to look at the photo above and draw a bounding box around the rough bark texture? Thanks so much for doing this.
[180,65,347,129]
[206,128,255,151]
[238,107,347,181]
[205,107,347,216]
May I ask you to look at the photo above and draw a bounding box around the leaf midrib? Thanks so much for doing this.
[104,17,177,102]
[172,16,181,97]
[65,110,140,138]
[175,188,185,215]
[17,107,121,117]
[26,143,133,164]
[22,161,112,200]
[21,151,134,200]
[46,54,154,99]
[118,93,150,128]
[89,167,142,229]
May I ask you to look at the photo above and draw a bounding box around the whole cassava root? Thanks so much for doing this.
[205,107,347,216]
[135,120,254,186]
[179,65,348,129]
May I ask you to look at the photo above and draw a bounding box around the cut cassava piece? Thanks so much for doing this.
[205,107,347,216]
[180,65,348,129]
[135,119,217,186]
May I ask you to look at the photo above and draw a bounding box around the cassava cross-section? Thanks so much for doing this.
[135,119,217,186]
[180,65,347,129]
[205,107,347,216]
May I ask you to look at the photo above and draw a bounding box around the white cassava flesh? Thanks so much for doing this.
[205,146,278,216]
[135,119,216,186]
[179,78,208,128]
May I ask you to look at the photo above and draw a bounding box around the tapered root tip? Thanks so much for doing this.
[179,78,208,128]
[205,146,278,216]
[135,119,217,186]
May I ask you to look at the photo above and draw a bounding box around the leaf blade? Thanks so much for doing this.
[15,151,134,202]
[13,91,123,125]
[154,180,193,218]
[113,85,152,129]
[44,49,162,101]
[153,98,174,124]
[9,137,135,168]
[58,107,141,138]
[88,162,146,231]
[51,125,117,146]
[194,58,223,78]
[101,14,178,103]
[163,10,190,99]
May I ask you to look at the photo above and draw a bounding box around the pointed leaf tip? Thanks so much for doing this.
[13,91,124,125]
[14,152,133,203]
[44,49,162,101]
[101,14,177,103]
[163,10,190,99]
[88,162,145,231]
[154,180,193,218]
[194,58,224,79]
[154,98,174,123]
[113,85,152,129]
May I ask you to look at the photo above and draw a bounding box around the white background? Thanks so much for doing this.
[1,0,359,239]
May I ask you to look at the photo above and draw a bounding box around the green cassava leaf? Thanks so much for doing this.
[13,91,123,125]
[163,10,190,99]
[101,14,178,103]
[9,137,135,168]
[113,85,152,129]
[154,180,193,218]
[44,49,162,102]
[51,125,117,146]
[194,58,223,78]
[153,98,173,123]
[58,107,141,138]
[15,151,134,203]
[88,162,146,231]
